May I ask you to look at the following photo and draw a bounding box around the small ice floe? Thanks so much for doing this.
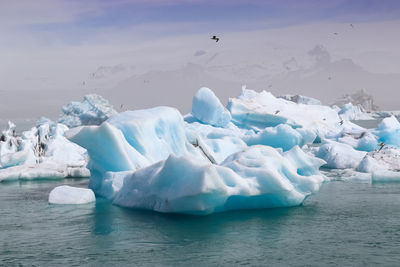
[48,185,95,204]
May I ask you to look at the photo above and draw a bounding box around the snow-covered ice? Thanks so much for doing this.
[59,94,117,128]
[0,118,89,182]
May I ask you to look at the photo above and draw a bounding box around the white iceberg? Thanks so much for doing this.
[315,140,367,169]
[58,94,117,128]
[0,119,89,182]
[227,88,360,140]
[48,185,95,204]
[338,103,375,121]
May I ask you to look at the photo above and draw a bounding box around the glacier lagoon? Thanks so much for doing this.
[1,177,400,266]
[1,88,400,265]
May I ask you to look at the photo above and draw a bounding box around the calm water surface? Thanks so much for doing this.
[1,178,400,266]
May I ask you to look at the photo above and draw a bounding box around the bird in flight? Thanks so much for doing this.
[350,24,354,28]
[333,32,338,35]
[211,35,219,42]
[339,120,344,125]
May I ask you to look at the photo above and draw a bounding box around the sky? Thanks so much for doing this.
[1,0,400,120]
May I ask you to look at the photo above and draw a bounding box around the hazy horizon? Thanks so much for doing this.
[1,0,400,121]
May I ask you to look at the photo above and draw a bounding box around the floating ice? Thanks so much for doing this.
[191,87,232,128]
[357,146,400,173]
[315,140,367,169]
[374,116,400,148]
[113,146,325,215]
[338,103,374,121]
[48,185,95,204]
[59,94,117,128]
[0,119,89,182]
[227,88,358,139]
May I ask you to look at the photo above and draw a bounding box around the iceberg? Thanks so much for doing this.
[227,88,359,140]
[68,89,328,213]
[374,116,400,148]
[0,119,89,182]
[113,146,325,215]
[58,94,117,128]
[48,185,95,204]
[315,140,367,169]
[338,103,375,121]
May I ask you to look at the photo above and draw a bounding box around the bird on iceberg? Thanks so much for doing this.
[378,142,385,152]
[211,35,220,42]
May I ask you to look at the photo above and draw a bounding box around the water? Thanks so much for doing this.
[1,178,400,266]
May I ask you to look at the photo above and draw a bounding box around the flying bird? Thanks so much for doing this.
[211,35,219,42]
[350,24,354,28]
[333,32,338,35]
[339,120,344,125]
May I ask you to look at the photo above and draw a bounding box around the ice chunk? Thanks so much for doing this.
[0,119,89,181]
[243,124,316,151]
[191,87,231,127]
[372,171,400,183]
[227,88,357,139]
[356,132,378,152]
[338,103,374,121]
[374,116,400,148]
[315,140,367,169]
[357,146,400,173]
[0,162,89,182]
[113,146,325,215]
[48,185,95,204]
[59,94,117,128]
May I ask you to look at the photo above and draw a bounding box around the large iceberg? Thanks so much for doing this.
[67,90,327,214]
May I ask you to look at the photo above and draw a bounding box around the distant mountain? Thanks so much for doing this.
[332,89,379,112]
[99,44,400,112]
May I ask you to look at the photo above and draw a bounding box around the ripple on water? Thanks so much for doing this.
[1,177,400,266]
